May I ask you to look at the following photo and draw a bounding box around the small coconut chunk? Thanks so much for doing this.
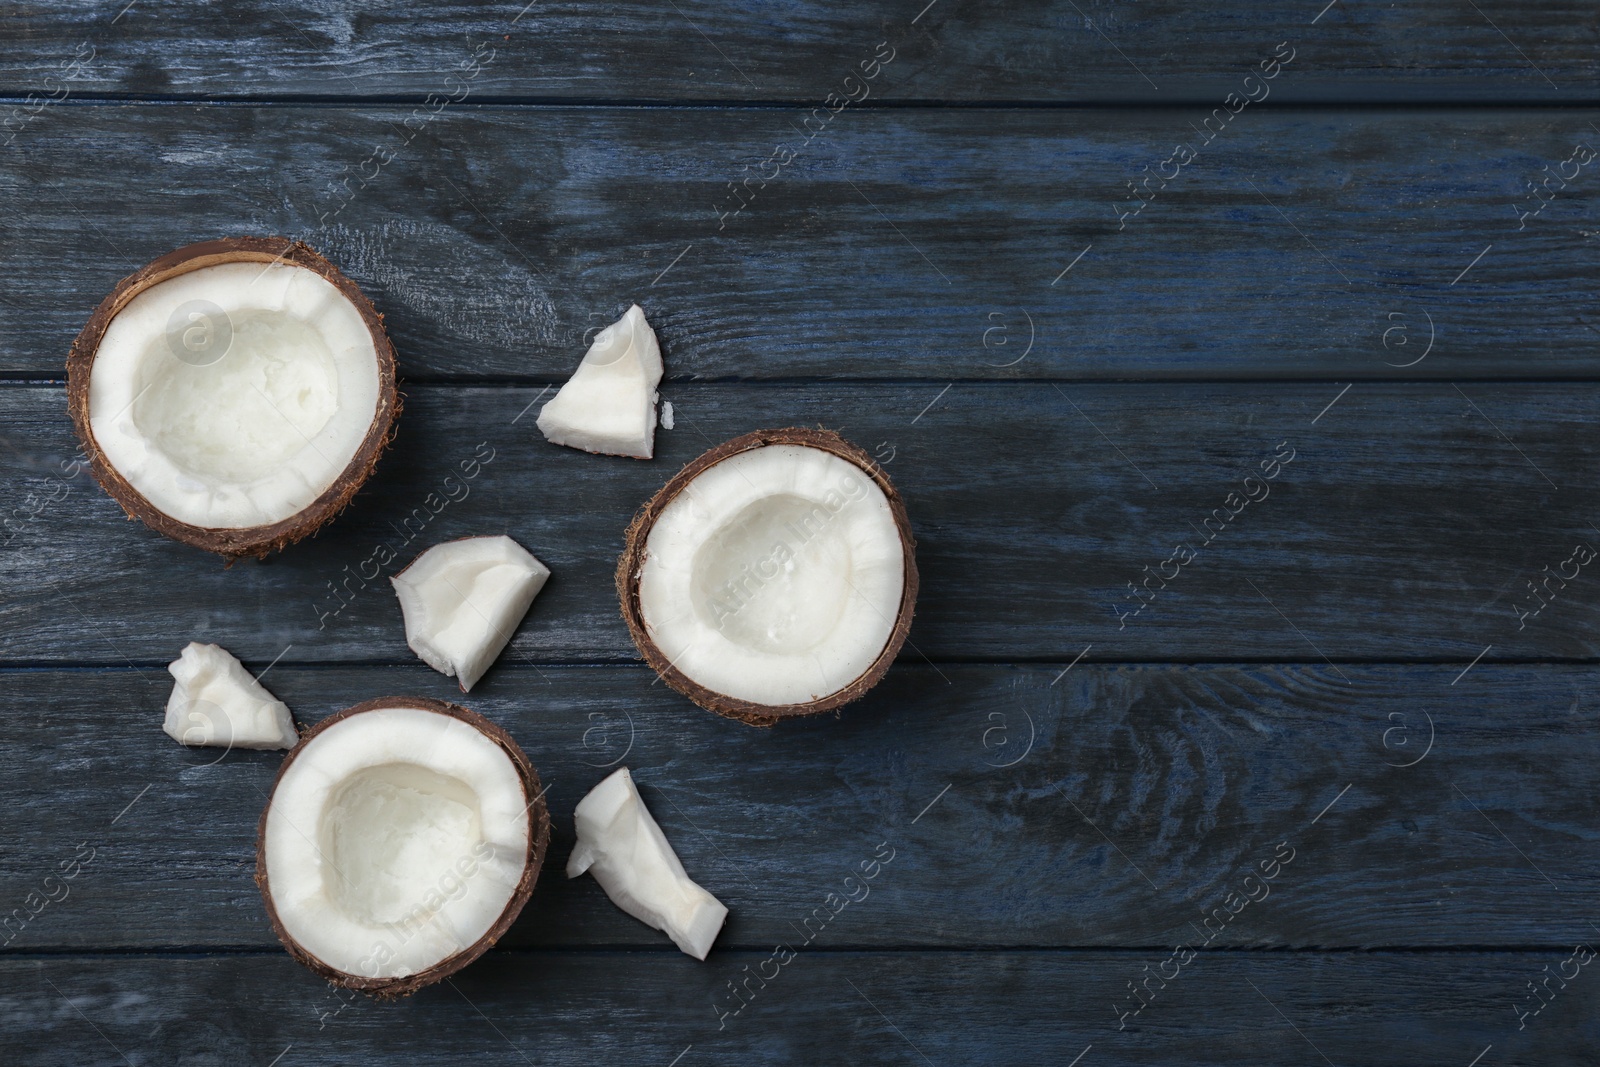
[392,535,551,692]
[163,642,297,749]
[567,767,727,960]
[536,305,663,459]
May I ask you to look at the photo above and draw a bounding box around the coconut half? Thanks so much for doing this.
[67,237,400,559]
[163,641,297,750]
[567,767,727,960]
[257,697,548,995]
[617,428,918,726]
[392,535,552,692]
[536,305,663,459]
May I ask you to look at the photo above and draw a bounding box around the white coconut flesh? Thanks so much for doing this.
[567,767,727,960]
[263,706,531,981]
[536,304,663,459]
[163,641,297,749]
[86,261,381,530]
[392,536,551,692]
[637,445,904,707]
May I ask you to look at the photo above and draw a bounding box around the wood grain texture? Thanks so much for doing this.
[2,381,1596,664]
[2,4,1596,1062]
[5,950,1596,1066]
[2,662,1594,951]
[1,107,1596,380]
[0,0,1595,102]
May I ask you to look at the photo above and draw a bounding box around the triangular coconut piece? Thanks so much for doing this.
[391,535,551,692]
[163,642,298,749]
[536,305,663,459]
[567,767,727,960]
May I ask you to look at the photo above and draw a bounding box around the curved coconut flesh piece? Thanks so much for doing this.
[257,697,549,996]
[617,428,918,726]
[163,641,298,750]
[391,535,551,692]
[67,237,400,560]
[536,304,663,459]
[567,767,727,960]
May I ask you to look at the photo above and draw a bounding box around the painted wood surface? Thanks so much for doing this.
[1,1,1595,1063]
[0,108,1595,381]
[2,382,1595,664]
[2,662,1594,953]
[0,0,1594,102]
[5,951,1596,1066]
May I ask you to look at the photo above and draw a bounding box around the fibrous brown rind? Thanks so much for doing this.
[254,695,550,998]
[616,427,919,727]
[65,236,401,561]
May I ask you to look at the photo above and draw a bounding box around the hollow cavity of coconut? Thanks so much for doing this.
[256,697,548,996]
[67,237,399,559]
[617,428,918,726]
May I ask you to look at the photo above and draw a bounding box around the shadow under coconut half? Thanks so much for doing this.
[66,236,400,560]
[617,428,919,727]
[256,697,550,996]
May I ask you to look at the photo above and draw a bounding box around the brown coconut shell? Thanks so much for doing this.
[254,696,550,998]
[66,236,400,561]
[616,427,919,727]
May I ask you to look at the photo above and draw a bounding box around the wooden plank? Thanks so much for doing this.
[4,662,1596,951]
[1,0,1595,103]
[1,107,1597,380]
[6,949,1595,1065]
[2,381,1598,664]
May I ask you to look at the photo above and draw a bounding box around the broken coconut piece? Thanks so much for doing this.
[163,641,297,750]
[391,535,551,692]
[257,696,549,995]
[536,305,663,459]
[617,428,918,726]
[567,767,727,960]
[67,237,399,560]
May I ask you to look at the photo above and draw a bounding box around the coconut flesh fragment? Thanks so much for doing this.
[163,641,297,749]
[567,767,727,960]
[392,535,550,692]
[536,305,663,459]
[259,699,545,993]
[636,441,906,710]
[81,257,385,535]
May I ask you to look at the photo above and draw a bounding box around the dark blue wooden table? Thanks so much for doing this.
[2,2,1598,1063]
